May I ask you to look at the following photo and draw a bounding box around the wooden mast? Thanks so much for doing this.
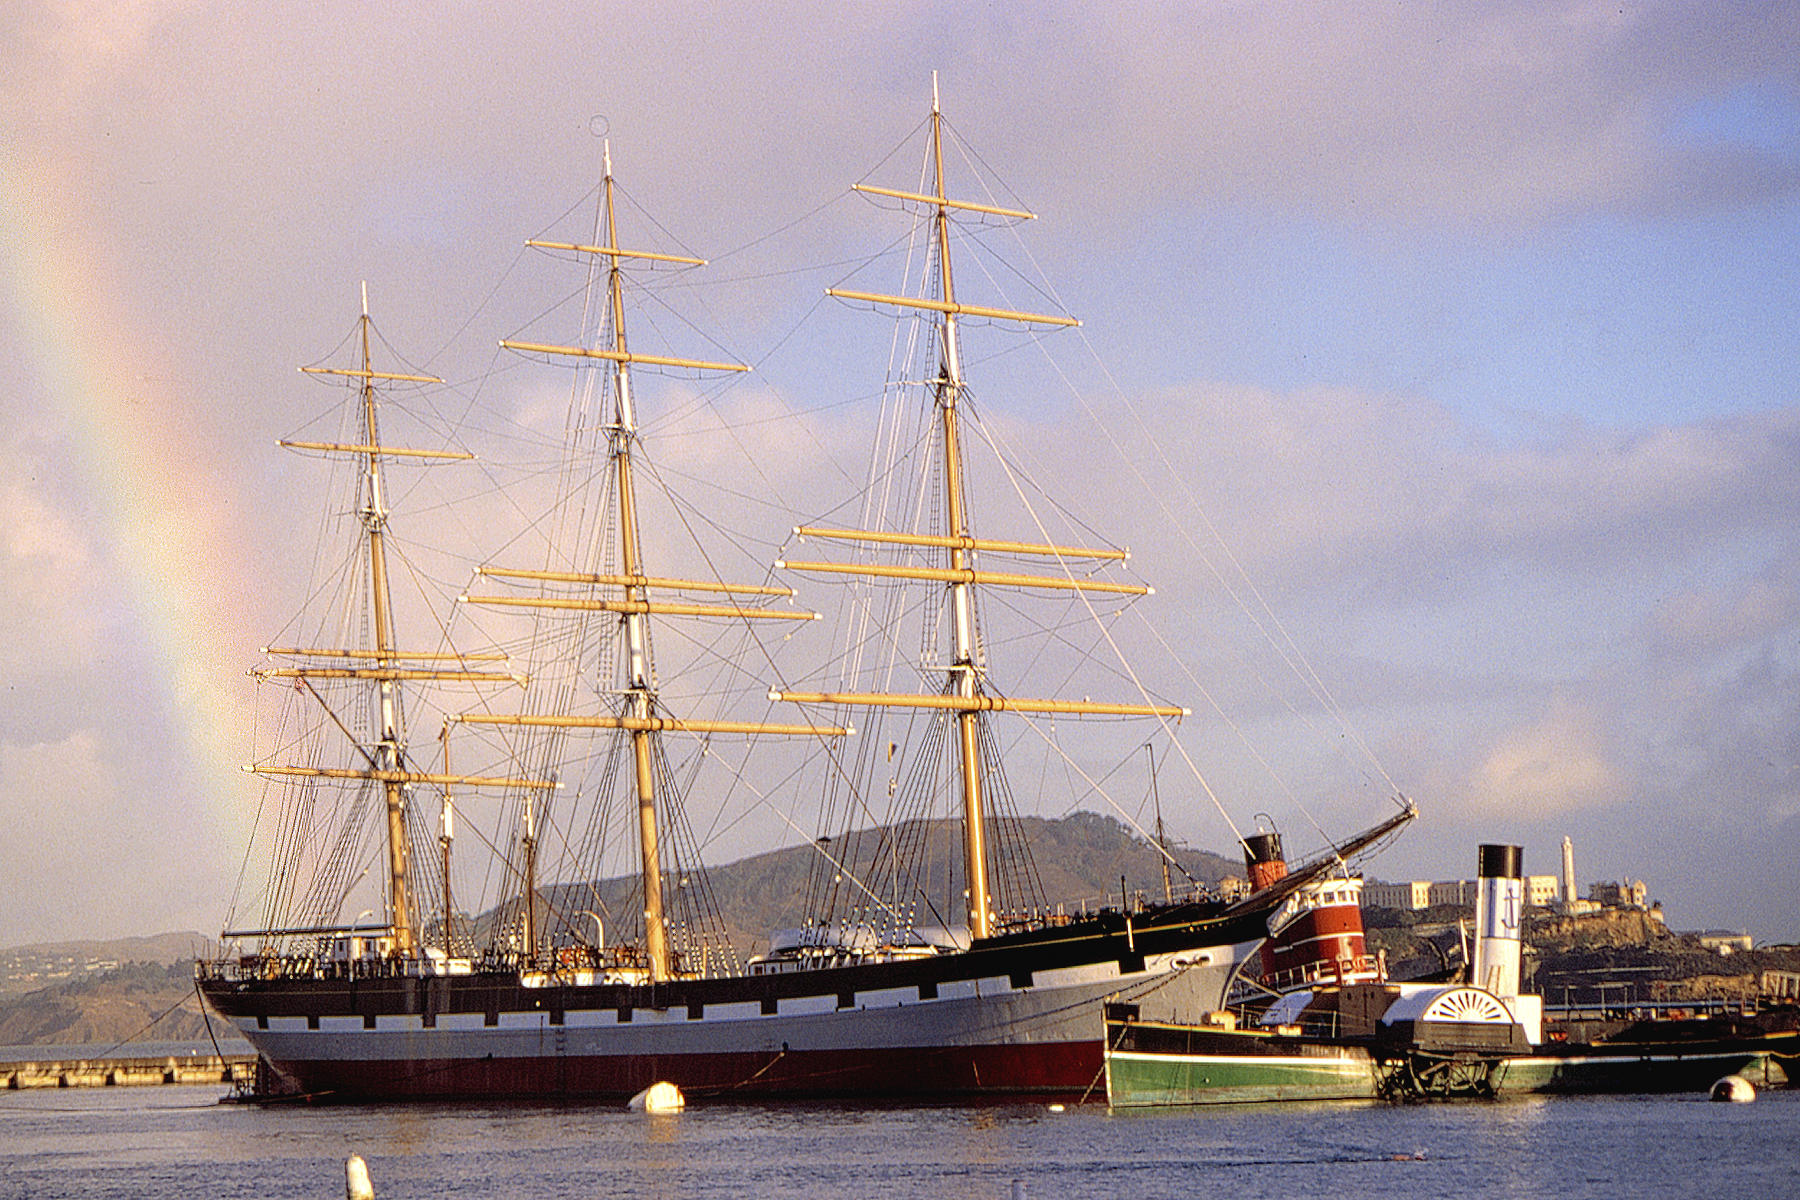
[787,79,1186,941]
[928,78,998,940]
[464,145,846,982]
[352,286,419,958]
[594,144,675,982]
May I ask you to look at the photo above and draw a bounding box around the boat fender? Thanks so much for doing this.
[345,1154,374,1200]
[1709,1075,1755,1102]
[628,1080,686,1112]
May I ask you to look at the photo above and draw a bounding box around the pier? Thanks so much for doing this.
[3,1052,253,1089]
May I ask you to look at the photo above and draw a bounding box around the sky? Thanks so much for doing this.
[2,1,1798,948]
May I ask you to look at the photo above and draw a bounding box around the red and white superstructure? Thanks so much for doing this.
[1243,830,1383,993]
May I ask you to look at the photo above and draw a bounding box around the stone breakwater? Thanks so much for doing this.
[3,1053,253,1089]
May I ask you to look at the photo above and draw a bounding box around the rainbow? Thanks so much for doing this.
[1,151,257,866]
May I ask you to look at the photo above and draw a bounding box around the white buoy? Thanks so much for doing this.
[345,1154,374,1200]
[1710,1075,1755,1102]
[627,1080,686,1112]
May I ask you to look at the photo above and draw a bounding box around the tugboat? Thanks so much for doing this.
[1105,843,1784,1105]
[1104,829,1516,1107]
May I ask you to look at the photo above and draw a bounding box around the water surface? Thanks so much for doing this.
[2,1085,1794,1199]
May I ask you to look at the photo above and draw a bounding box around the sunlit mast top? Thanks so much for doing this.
[458,145,846,981]
[774,80,1187,939]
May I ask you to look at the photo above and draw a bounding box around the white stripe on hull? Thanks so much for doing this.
[232,952,1244,1072]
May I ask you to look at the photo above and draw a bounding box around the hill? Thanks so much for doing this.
[0,932,214,997]
[0,962,221,1048]
[519,811,1242,962]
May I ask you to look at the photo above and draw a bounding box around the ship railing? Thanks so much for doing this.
[546,942,649,973]
[199,954,326,983]
[747,951,851,976]
[1229,999,1344,1040]
[1224,1001,1347,1040]
[992,897,1211,934]
[201,950,501,983]
[1049,885,1221,919]
[1543,996,1743,1022]
[1258,956,1379,994]
[746,941,949,976]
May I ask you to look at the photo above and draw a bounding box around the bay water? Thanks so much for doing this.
[2,1084,1795,1199]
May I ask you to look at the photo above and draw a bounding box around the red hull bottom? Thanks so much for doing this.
[266,1038,1104,1102]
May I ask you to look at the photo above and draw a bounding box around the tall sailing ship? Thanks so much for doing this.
[199,88,1413,1102]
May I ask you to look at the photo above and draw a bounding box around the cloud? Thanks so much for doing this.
[1650,568,1800,659]
[3,460,91,569]
[11,3,1798,255]
[955,380,1800,874]
[965,1,1800,226]
[0,1,194,117]
[0,430,112,672]
[0,722,234,944]
[1088,384,1800,607]
[0,730,122,940]
[1467,694,1624,816]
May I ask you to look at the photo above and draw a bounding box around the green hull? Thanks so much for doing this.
[1104,1016,1791,1106]
[1094,1021,1375,1108]
[1105,1042,1378,1107]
